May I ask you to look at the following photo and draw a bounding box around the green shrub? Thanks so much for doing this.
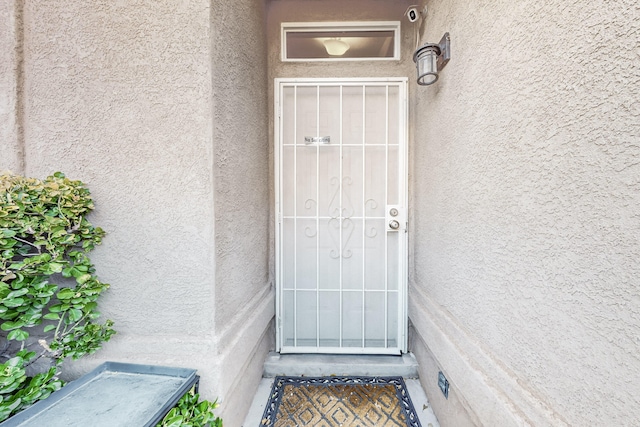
[156,387,222,427]
[0,352,64,421]
[0,172,115,421]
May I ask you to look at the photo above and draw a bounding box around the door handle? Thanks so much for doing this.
[386,205,406,231]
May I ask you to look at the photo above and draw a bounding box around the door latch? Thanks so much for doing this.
[386,206,406,231]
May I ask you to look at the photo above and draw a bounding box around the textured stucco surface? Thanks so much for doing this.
[20,0,215,336]
[410,0,640,425]
[2,0,273,422]
[409,322,478,427]
[0,0,23,172]
[212,0,271,332]
[210,0,274,421]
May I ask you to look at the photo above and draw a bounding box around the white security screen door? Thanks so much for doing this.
[275,78,408,354]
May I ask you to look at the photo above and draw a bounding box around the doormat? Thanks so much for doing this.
[260,376,421,427]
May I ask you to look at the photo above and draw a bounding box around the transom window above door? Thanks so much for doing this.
[281,22,400,62]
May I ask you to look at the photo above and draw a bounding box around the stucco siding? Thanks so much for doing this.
[212,0,271,334]
[20,0,216,335]
[410,0,640,425]
[210,0,274,421]
[2,0,275,422]
[0,0,23,173]
[20,0,215,334]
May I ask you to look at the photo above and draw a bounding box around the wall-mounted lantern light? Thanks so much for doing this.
[413,32,451,85]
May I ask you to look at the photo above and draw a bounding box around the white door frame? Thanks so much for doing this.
[274,77,408,354]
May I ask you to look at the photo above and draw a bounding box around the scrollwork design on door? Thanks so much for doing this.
[302,199,319,238]
[341,219,354,259]
[364,199,380,238]
[328,218,341,259]
[328,177,355,219]
[327,177,341,219]
[305,225,317,238]
[328,218,354,259]
[327,176,355,259]
[365,225,378,238]
[341,177,355,219]
[304,198,316,212]
[365,198,378,212]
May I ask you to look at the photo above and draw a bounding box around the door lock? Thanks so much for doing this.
[386,205,406,232]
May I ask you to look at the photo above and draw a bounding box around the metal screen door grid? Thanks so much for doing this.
[275,78,408,354]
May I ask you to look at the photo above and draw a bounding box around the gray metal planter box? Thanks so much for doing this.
[1,362,199,427]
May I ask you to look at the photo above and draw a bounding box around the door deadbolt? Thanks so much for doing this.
[389,208,399,217]
[389,220,400,230]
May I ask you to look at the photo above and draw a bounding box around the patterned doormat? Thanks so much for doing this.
[260,376,421,427]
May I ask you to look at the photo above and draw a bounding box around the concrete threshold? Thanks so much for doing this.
[263,351,420,378]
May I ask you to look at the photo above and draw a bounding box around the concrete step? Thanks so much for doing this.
[262,352,419,378]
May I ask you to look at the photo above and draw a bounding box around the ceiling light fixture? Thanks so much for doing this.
[323,38,350,56]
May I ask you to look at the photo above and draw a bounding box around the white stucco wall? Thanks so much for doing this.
[210,0,274,425]
[19,0,217,378]
[410,0,640,425]
[0,0,23,173]
[212,0,270,335]
[1,1,272,425]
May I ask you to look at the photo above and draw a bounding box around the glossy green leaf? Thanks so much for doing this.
[3,297,25,308]
[56,288,76,299]
[1,320,25,331]
[67,308,83,323]
[43,312,60,320]
[7,329,28,341]
[6,288,29,299]
[76,274,92,284]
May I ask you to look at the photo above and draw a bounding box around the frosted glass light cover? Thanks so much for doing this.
[323,38,350,56]
[415,46,439,85]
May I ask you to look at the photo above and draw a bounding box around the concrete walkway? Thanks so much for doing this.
[242,352,440,426]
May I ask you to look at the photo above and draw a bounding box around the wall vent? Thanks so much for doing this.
[438,371,449,399]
